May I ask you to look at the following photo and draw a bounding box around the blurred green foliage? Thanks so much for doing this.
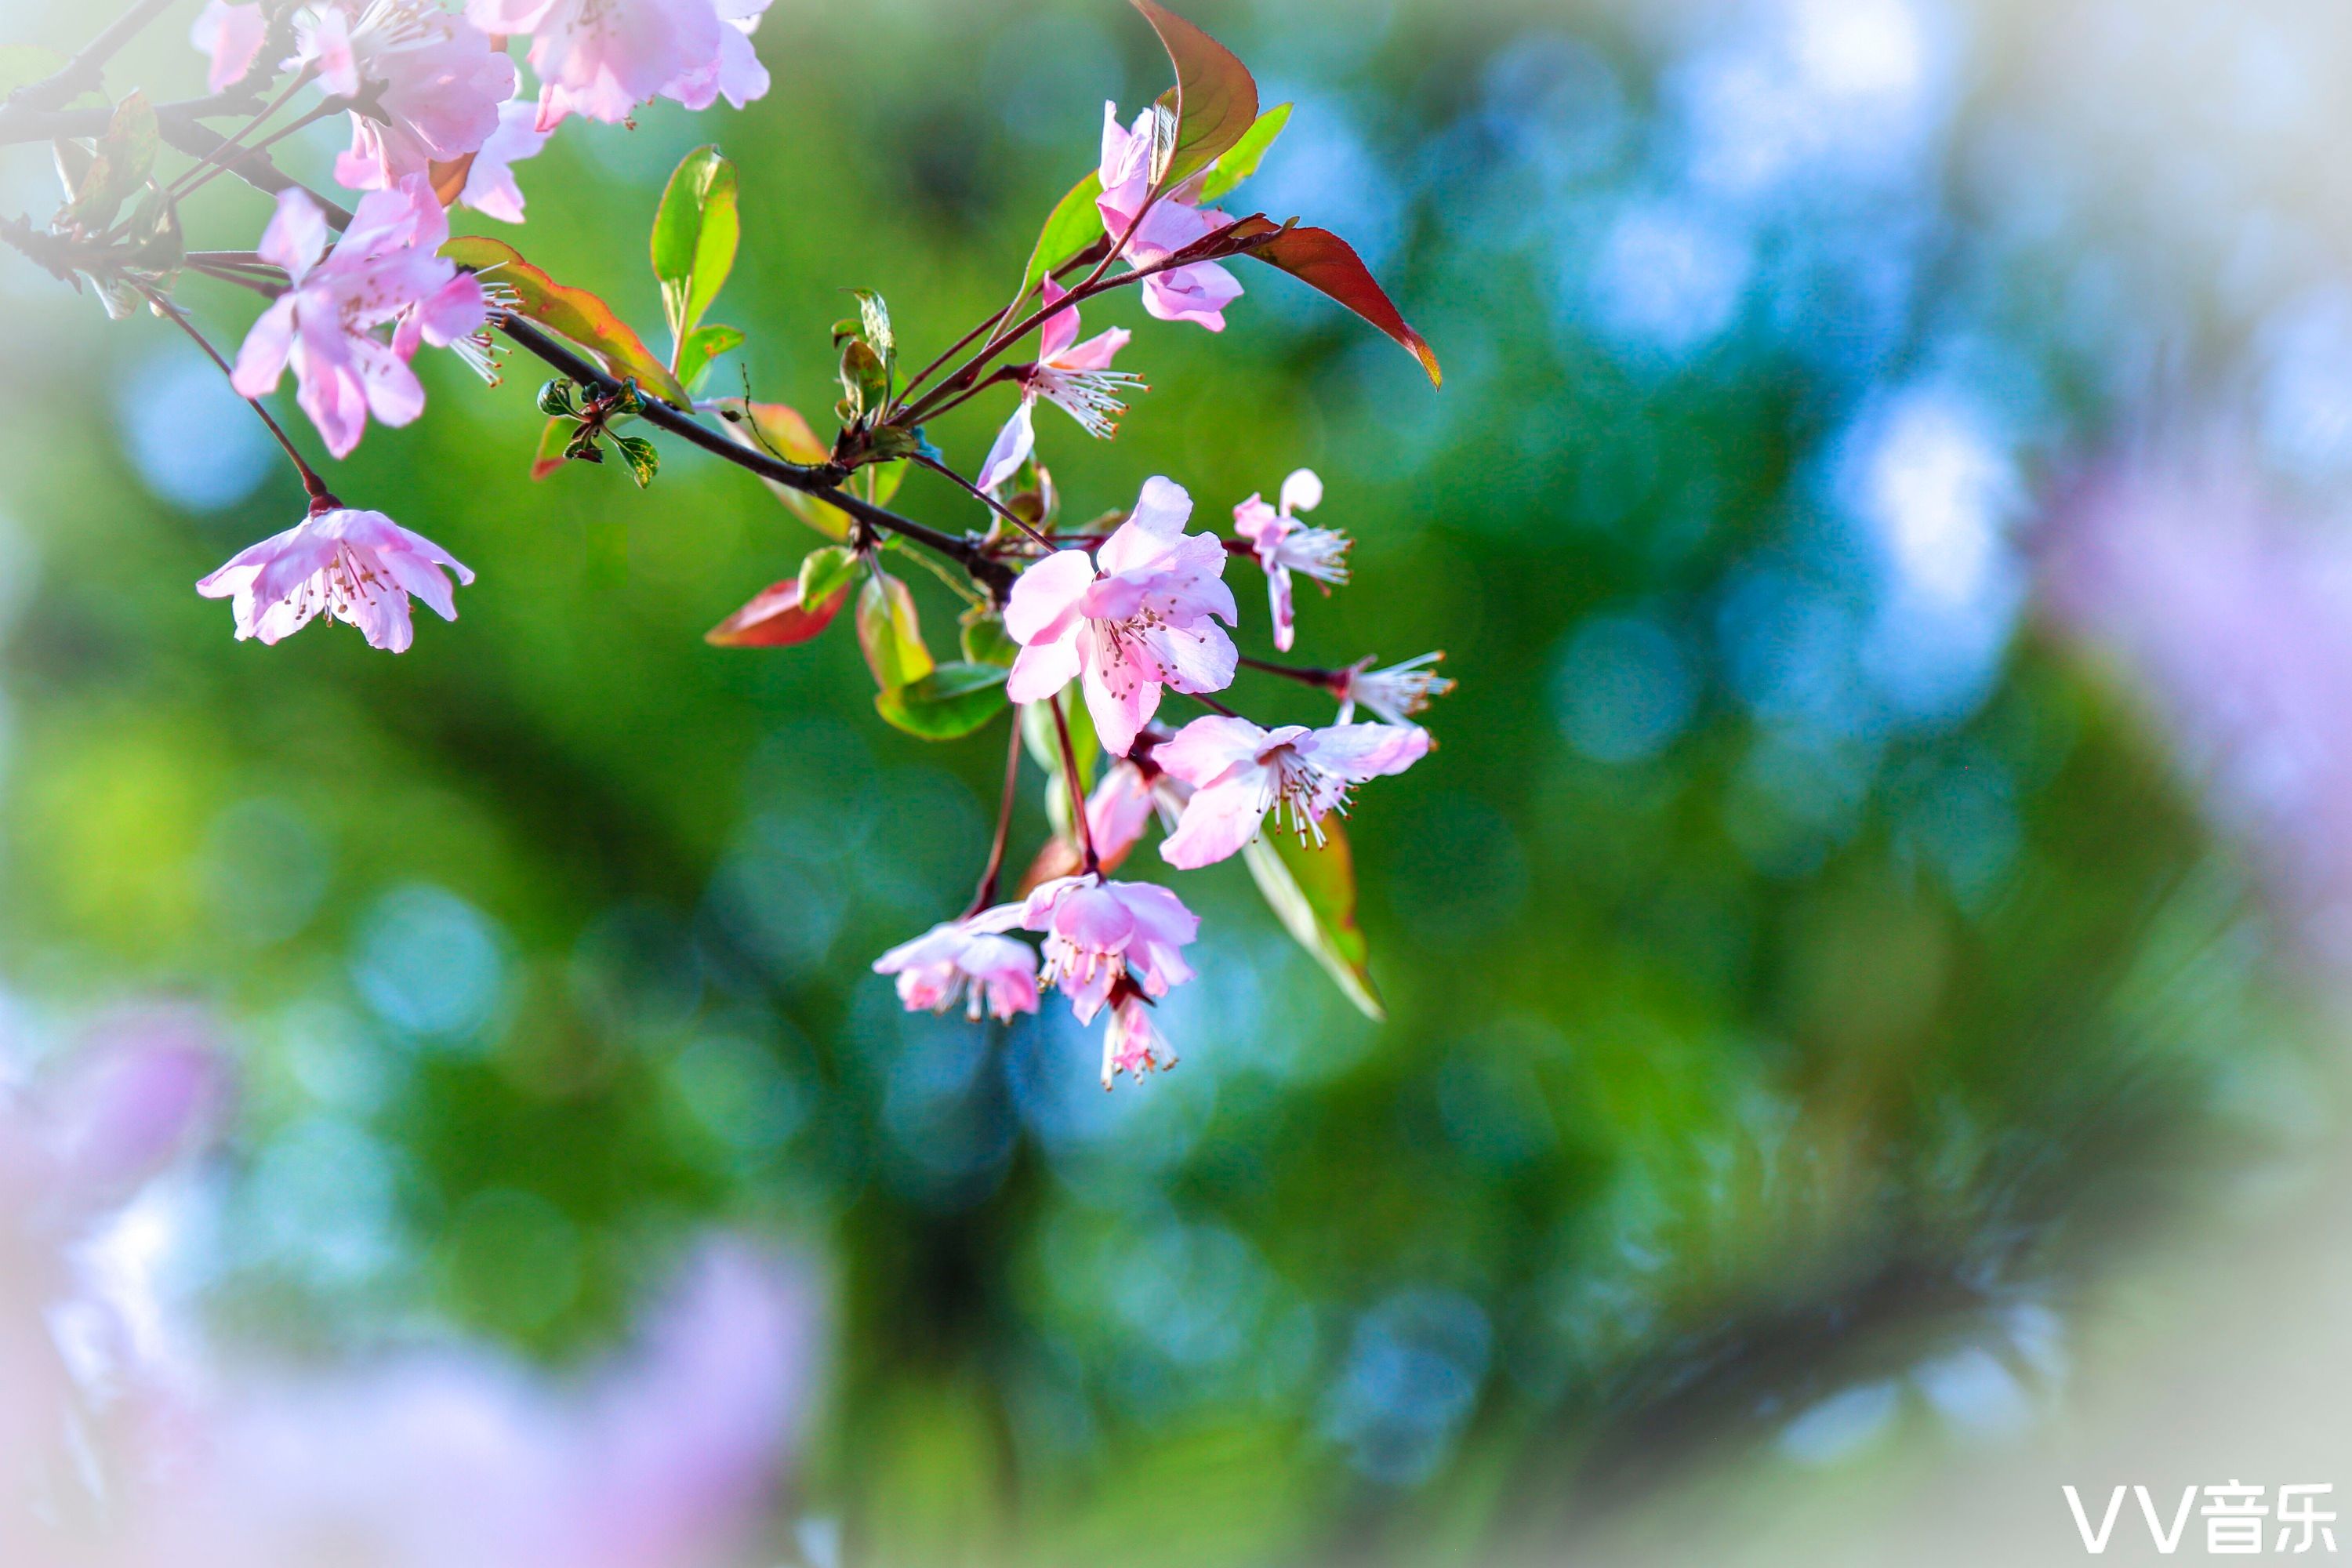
[0,0,2332,1562]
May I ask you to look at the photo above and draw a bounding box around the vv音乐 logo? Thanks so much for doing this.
[2064,1483,2339,1555]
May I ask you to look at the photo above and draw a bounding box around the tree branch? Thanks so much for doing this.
[2,0,180,115]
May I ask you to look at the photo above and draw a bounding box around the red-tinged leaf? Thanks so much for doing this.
[1247,225,1441,387]
[427,153,475,208]
[713,398,851,540]
[1243,817,1385,1021]
[529,415,571,481]
[1017,834,1087,897]
[441,235,691,406]
[1131,0,1259,192]
[704,577,851,648]
[855,572,934,691]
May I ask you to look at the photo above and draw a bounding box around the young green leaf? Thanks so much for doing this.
[705,575,851,647]
[1243,818,1385,1021]
[1131,0,1259,193]
[64,90,159,229]
[1245,225,1441,387]
[612,434,660,488]
[851,289,894,374]
[839,339,887,425]
[676,323,744,392]
[1005,172,1106,321]
[535,379,578,417]
[960,614,1018,668]
[443,235,691,405]
[797,544,860,608]
[855,571,934,691]
[1197,101,1290,203]
[563,423,605,463]
[875,662,1010,740]
[650,145,739,347]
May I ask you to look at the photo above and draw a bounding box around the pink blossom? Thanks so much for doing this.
[1003,477,1238,757]
[1155,715,1431,869]
[1101,996,1175,1089]
[468,0,770,129]
[871,915,1040,1023]
[1015,873,1199,1025]
[198,506,475,652]
[1335,652,1454,725]
[303,0,517,192]
[231,178,486,457]
[1233,468,1347,652]
[975,279,1140,493]
[1095,103,1246,331]
[457,98,553,223]
[190,0,268,93]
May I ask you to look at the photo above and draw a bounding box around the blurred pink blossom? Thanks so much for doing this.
[198,505,474,652]
[872,916,1041,1022]
[189,1,267,93]
[1095,103,1246,331]
[1232,469,1347,652]
[1101,996,1174,1090]
[467,0,771,130]
[1016,873,1199,1027]
[300,0,517,192]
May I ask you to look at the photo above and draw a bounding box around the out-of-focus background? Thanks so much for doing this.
[5,0,2352,1562]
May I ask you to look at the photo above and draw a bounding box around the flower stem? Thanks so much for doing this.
[1049,694,1100,877]
[1236,653,1347,691]
[964,717,1026,917]
[140,285,336,508]
[911,452,1051,549]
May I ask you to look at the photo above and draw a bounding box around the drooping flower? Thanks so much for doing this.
[304,0,517,193]
[1016,873,1199,1025]
[1233,469,1348,652]
[1004,477,1238,757]
[1101,994,1174,1089]
[872,915,1040,1023]
[191,0,269,93]
[975,279,1141,494]
[456,97,553,223]
[231,177,487,457]
[1155,715,1431,869]
[466,0,771,130]
[197,506,475,652]
[1335,652,1455,726]
[1095,103,1246,331]
[1080,757,1191,869]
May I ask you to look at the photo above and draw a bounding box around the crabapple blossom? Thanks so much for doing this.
[1155,715,1430,869]
[1335,652,1455,726]
[456,98,554,223]
[1004,477,1238,757]
[975,279,1140,493]
[197,506,475,652]
[1017,873,1199,1025]
[1101,994,1175,1089]
[1081,757,1192,869]
[466,0,771,130]
[1096,103,1246,330]
[1233,468,1348,652]
[190,0,267,93]
[872,915,1041,1023]
[299,0,516,192]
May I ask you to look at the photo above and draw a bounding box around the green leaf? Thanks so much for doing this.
[1243,818,1385,1021]
[862,458,906,508]
[649,145,739,347]
[705,575,851,647]
[442,235,690,405]
[1197,101,1290,203]
[1131,0,1260,193]
[1245,225,1441,387]
[1021,696,1097,794]
[612,434,660,488]
[1005,172,1105,321]
[563,423,604,463]
[960,614,1018,668]
[797,545,860,608]
[839,339,887,425]
[851,289,894,375]
[676,323,743,392]
[122,181,181,271]
[64,89,158,229]
[875,662,1009,740]
[535,379,577,417]
[713,399,850,539]
[856,571,934,691]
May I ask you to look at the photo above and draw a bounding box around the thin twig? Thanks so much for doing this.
[964,719,1026,917]
[2,0,180,114]
[1049,692,1100,876]
[1236,652,1346,690]
[140,284,333,506]
[912,452,1051,548]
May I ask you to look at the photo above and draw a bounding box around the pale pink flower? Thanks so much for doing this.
[457,97,552,223]
[231,177,487,457]
[1335,652,1454,726]
[1004,477,1238,757]
[975,279,1140,493]
[1101,996,1174,1089]
[191,0,269,92]
[1016,873,1199,1025]
[1155,715,1431,869]
[303,0,517,192]
[1233,469,1347,652]
[871,915,1040,1023]
[1095,102,1245,331]
[198,506,474,652]
[468,0,769,129]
